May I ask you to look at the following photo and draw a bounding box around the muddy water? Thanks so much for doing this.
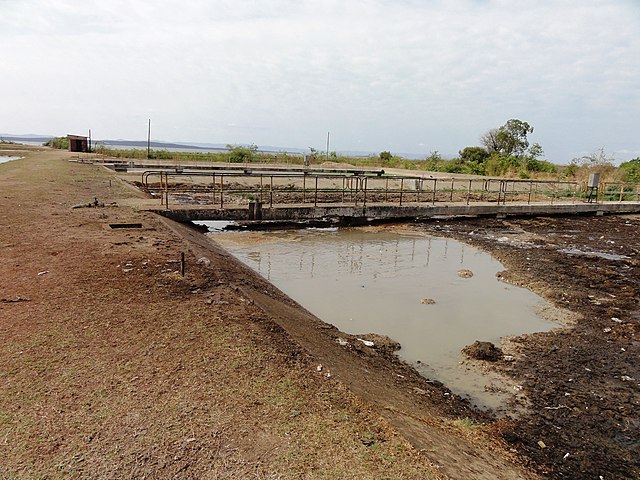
[209,225,558,410]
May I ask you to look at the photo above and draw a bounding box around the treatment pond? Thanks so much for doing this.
[207,225,559,410]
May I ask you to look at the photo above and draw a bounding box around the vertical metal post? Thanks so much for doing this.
[341,177,345,203]
[270,175,273,207]
[400,178,404,206]
[260,175,263,203]
[363,177,368,207]
[385,177,389,202]
[528,181,533,204]
[212,174,216,204]
[354,176,358,207]
[450,178,454,202]
[303,174,306,203]
[432,179,437,205]
[314,176,318,207]
[466,179,471,205]
[220,175,224,208]
[180,252,185,277]
[620,183,624,202]
[164,173,169,209]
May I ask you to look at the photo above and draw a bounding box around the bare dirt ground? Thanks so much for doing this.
[1,145,637,479]
[1,146,537,479]
[417,215,640,479]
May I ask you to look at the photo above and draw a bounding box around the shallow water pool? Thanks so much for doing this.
[208,225,558,409]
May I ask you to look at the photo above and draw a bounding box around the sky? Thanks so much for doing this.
[1,0,639,163]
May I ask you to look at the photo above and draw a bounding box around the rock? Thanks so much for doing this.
[355,334,401,352]
[462,341,503,361]
[420,298,436,304]
[457,269,474,278]
[336,338,348,346]
[196,257,211,266]
[538,440,547,449]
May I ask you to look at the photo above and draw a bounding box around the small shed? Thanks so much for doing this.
[67,134,89,153]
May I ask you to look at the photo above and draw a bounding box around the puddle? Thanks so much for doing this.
[558,248,629,261]
[211,227,559,410]
[0,156,22,164]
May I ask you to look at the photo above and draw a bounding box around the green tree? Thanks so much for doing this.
[459,146,490,164]
[227,143,258,163]
[379,151,393,164]
[495,119,534,157]
[44,137,69,149]
[619,157,640,183]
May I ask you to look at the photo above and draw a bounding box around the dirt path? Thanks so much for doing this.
[0,146,538,478]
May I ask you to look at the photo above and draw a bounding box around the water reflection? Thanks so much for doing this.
[213,227,557,409]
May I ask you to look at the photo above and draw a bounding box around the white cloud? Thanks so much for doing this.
[0,0,639,161]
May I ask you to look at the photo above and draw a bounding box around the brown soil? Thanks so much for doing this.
[1,146,536,479]
[2,145,637,479]
[418,215,640,479]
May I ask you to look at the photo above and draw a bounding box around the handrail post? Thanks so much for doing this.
[400,178,404,206]
[363,177,368,207]
[432,178,437,205]
[220,175,224,208]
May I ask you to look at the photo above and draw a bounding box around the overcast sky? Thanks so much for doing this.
[2,0,639,163]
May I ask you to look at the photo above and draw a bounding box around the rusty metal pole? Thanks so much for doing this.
[220,175,224,208]
[354,176,358,207]
[467,179,471,205]
[180,252,185,277]
[400,178,404,206]
[432,179,437,205]
[314,176,318,207]
[165,173,169,209]
[450,178,454,202]
[363,177,368,207]
[270,175,273,207]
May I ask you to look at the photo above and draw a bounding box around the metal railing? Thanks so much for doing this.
[137,169,593,210]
